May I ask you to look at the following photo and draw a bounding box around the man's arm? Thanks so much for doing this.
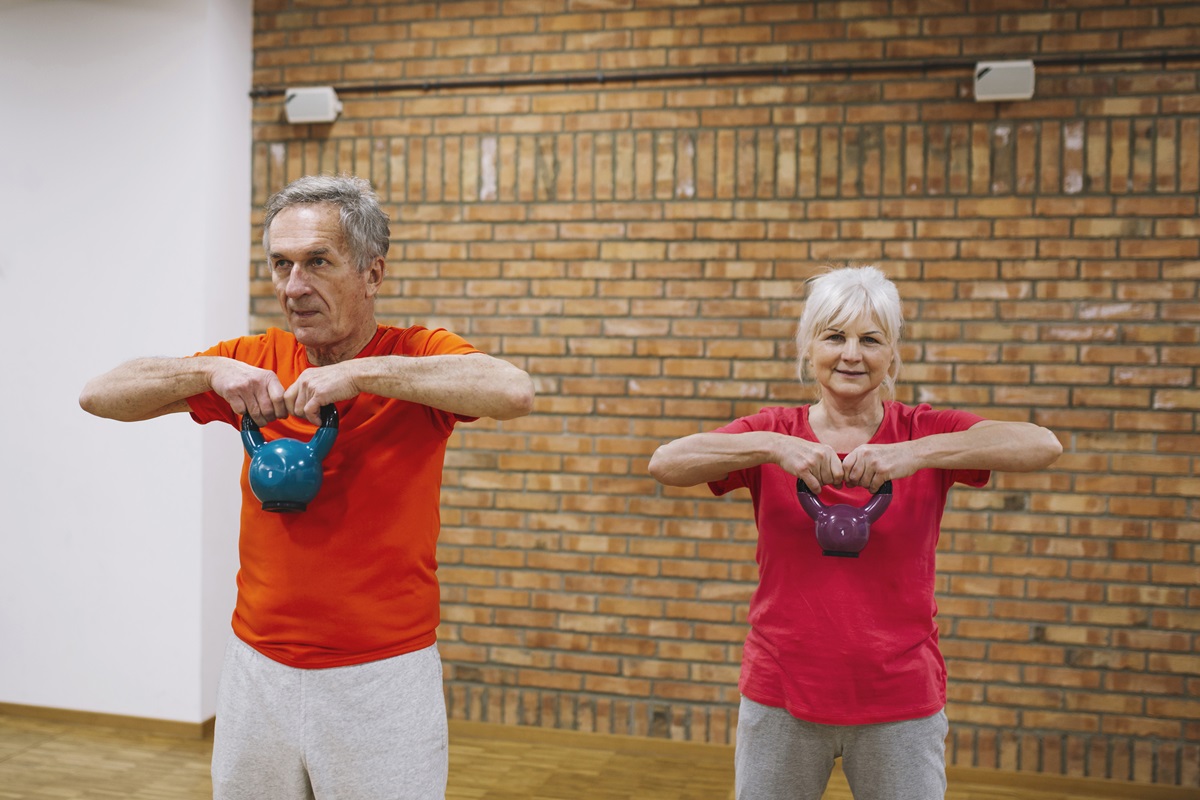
[284,353,535,424]
[79,356,288,425]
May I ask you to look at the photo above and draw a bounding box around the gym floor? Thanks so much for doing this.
[0,712,1192,800]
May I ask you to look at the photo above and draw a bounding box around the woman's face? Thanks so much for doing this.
[808,313,895,401]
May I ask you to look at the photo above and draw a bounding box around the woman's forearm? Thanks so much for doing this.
[911,420,1063,473]
[649,431,784,487]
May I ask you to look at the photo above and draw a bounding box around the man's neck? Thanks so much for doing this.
[305,322,378,366]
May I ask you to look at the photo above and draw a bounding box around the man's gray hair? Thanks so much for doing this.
[263,175,390,271]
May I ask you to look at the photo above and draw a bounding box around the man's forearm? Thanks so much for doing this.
[350,353,534,420]
[79,357,215,421]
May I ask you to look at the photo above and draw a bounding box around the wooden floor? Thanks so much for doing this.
[0,712,1195,800]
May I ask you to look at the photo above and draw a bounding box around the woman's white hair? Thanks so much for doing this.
[795,266,904,397]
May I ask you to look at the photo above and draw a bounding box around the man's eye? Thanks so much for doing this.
[273,261,291,272]
[311,258,328,267]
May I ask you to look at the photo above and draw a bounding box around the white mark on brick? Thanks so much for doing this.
[1078,303,1133,320]
[480,136,498,201]
[270,143,285,170]
[1063,122,1084,194]
[677,135,695,198]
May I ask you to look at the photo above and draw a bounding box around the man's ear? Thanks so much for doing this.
[364,257,385,297]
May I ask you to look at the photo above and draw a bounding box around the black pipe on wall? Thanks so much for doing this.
[249,49,1200,100]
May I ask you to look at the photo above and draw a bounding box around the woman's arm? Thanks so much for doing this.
[909,420,1062,472]
[649,431,844,491]
[841,420,1063,491]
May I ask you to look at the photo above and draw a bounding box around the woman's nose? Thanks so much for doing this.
[841,339,861,360]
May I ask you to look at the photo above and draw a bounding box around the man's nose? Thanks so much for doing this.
[285,267,310,296]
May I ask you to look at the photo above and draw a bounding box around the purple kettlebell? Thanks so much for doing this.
[796,479,893,558]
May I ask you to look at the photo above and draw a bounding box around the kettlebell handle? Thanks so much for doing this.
[796,479,893,499]
[240,404,339,433]
[797,479,894,524]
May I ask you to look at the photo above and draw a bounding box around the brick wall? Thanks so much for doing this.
[249,0,1200,787]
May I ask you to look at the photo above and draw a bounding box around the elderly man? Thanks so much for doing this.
[80,175,534,800]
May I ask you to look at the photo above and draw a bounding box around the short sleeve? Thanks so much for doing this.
[705,413,776,497]
[185,335,272,427]
[910,405,991,489]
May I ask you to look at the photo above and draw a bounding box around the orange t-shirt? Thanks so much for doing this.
[187,325,478,668]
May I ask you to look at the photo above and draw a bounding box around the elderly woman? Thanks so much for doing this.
[648,266,1061,800]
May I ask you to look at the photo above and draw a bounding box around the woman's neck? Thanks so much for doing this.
[809,395,886,450]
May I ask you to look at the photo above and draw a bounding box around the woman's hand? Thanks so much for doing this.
[840,442,920,493]
[776,438,845,494]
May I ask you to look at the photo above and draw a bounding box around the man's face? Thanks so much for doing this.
[267,203,382,364]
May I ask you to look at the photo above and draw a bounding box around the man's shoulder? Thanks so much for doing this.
[194,327,294,360]
[370,324,477,357]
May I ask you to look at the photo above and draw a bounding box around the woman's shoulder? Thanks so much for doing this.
[884,400,984,435]
[728,405,811,434]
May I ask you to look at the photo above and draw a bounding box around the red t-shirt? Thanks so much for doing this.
[708,401,989,725]
[187,325,478,668]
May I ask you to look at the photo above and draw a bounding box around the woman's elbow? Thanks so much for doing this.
[648,446,689,486]
[648,449,669,484]
[1015,426,1063,471]
[1038,428,1064,468]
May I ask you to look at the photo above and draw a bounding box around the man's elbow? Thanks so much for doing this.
[78,383,114,419]
[493,375,534,420]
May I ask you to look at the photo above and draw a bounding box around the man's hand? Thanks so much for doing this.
[208,360,288,427]
[284,362,362,424]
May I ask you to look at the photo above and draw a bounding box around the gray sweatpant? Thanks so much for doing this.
[735,696,948,800]
[211,636,448,800]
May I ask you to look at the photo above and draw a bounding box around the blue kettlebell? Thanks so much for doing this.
[240,405,339,513]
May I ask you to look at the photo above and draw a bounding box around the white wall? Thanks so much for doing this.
[0,0,251,724]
